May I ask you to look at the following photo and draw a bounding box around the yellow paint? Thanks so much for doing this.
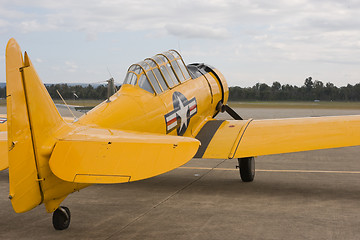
[3,38,360,218]
[235,116,360,158]
[6,39,42,213]
[228,119,253,159]
[44,195,67,213]
[201,116,360,159]
[201,120,246,158]
[49,127,199,183]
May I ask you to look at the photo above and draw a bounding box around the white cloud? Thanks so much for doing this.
[165,24,229,39]
[65,61,78,72]
[0,0,235,39]
[2,0,360,43]
[0,19,9,28]
[50,66,61,71]
[20,20,42,33]
[1,0,360,86]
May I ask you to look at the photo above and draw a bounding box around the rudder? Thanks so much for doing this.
[6,39,42,212]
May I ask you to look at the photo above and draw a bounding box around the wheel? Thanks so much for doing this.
[238,157,255,182]
[52,206,71,230]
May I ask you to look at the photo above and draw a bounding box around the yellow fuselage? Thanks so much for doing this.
[78,68,228,138]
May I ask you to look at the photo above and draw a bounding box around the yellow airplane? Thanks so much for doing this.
[1,38,360,230]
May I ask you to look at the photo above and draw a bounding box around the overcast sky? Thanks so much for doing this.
[0,0,360,87]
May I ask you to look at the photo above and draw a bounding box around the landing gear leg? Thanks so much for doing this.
[52,206,71,230]
[237,157,255,182]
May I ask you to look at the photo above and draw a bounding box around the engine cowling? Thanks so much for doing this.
[187,63,229,117]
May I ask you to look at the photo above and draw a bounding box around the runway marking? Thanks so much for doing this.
[179,167,360,174]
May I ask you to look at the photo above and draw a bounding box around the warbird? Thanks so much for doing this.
[1,38,360,230]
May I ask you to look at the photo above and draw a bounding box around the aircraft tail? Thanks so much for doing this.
[6,39,68,213]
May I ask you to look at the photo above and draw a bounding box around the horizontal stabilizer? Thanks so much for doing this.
[49,127,200,183]
[195,115,360,159]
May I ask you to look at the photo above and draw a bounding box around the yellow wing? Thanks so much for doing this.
[0,114,8,171]
[194,116,360,159]
[49,127,200,184]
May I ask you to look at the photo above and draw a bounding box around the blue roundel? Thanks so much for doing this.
[164,91,197,136]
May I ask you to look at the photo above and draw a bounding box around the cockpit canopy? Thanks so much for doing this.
[123,50,191,94]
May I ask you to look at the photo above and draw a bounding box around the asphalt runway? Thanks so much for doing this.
[1,107,360,239]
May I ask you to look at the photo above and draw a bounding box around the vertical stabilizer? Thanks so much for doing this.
[6,39,42,212]
[6,39,71,213]
[21,51,66,149]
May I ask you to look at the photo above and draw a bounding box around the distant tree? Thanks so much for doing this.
[313,80,324,99]
[313,80,323,88]
[304,77,313,89]
[0,86,5,99]
[228,78,359,102]
[272,81,281,91]
[44,83,108,100]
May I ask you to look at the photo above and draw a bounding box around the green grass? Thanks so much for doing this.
[228,101,360,109]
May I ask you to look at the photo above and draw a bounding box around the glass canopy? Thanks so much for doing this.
[123,50,191,94]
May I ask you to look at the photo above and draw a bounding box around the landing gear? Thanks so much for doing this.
[237,157,255,182]
[52,206,71,230]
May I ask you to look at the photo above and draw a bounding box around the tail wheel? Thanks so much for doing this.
[238,157,255,182]
[52,206,71,230]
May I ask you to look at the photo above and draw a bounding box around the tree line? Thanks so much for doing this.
[229,77,360,101]
[0,84,111,100]
[46,84,110,100]
[0,77,359,101]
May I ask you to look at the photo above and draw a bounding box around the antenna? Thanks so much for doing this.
[106,78,115,102]
[106,67,118,100]
[56,90,77,120]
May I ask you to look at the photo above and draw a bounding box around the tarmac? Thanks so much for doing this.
[1,107,360,239]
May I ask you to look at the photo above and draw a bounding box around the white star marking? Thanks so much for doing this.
[176,95,189,134]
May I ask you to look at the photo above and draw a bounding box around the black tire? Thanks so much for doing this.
[52,206,71,230]
[62,206,71,219]
[238,157,255,182]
